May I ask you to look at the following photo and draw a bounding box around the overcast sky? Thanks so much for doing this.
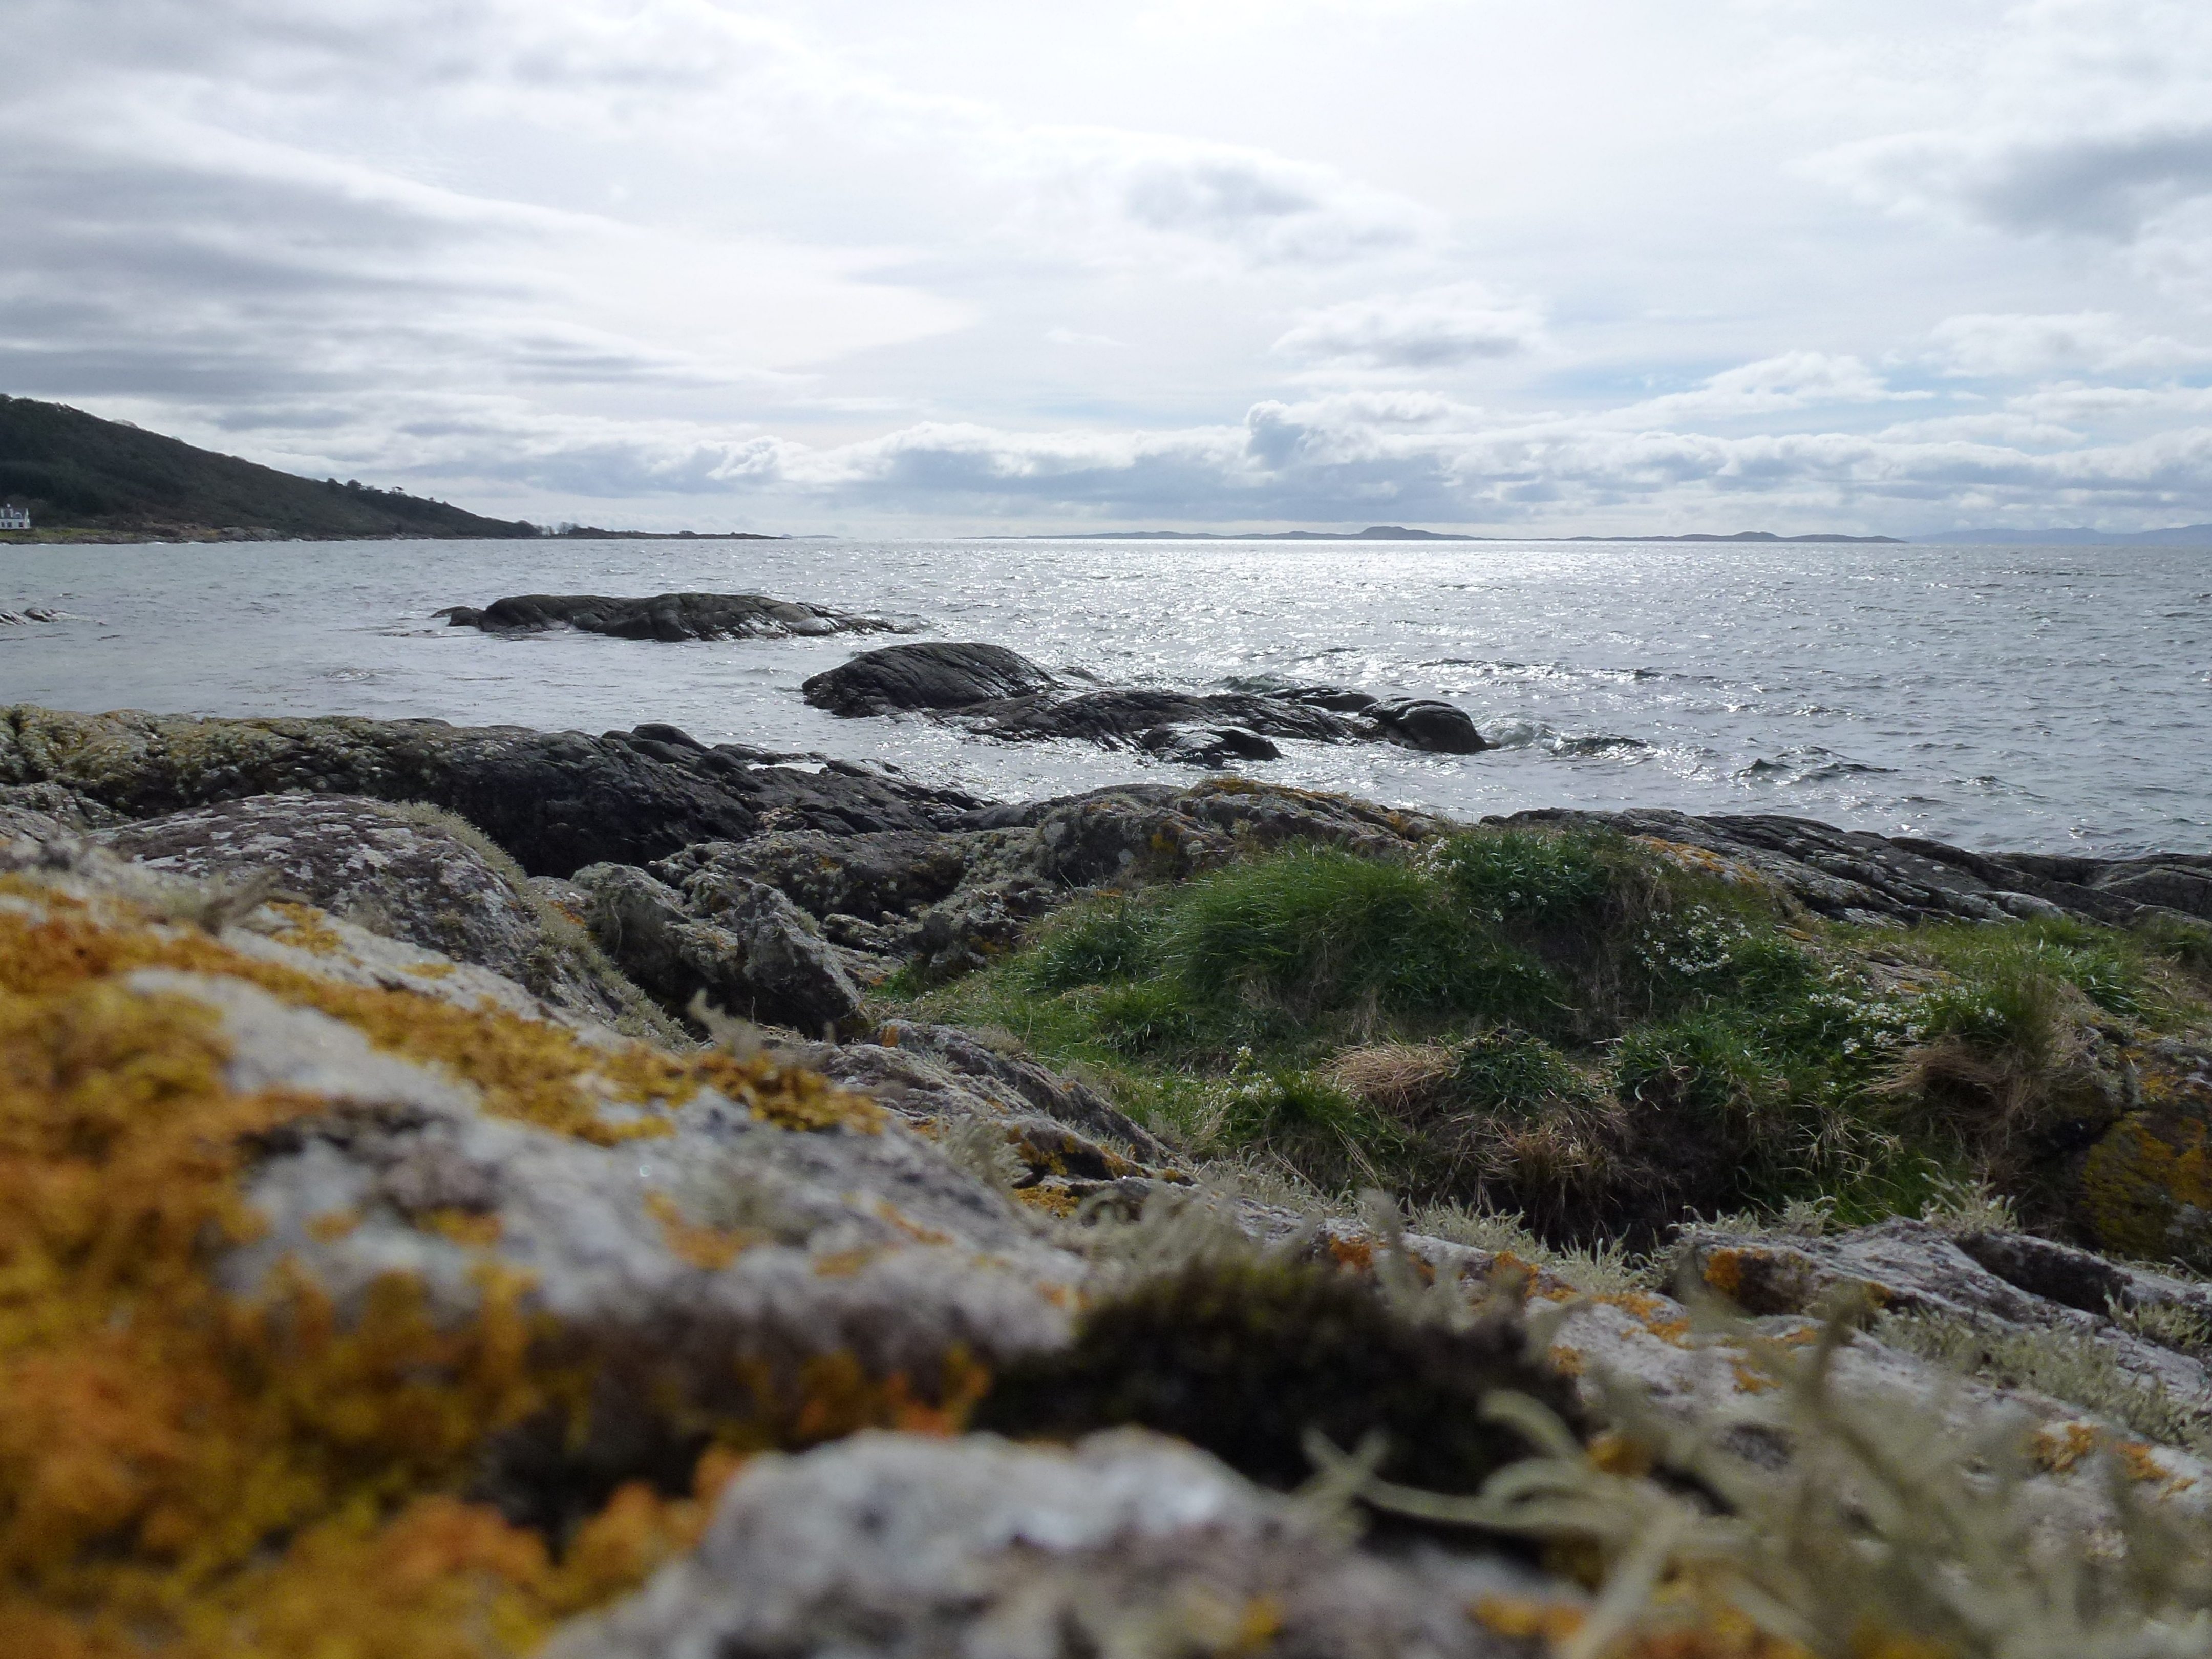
[9,0,2212,534]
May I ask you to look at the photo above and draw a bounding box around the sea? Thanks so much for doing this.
[2,537,2206,856]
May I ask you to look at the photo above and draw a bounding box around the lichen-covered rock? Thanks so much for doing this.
[2078,1040,2212,1270]
[543,1430,1549,1659]
[573,861,865,1033]
[93,793,660,1030]
[0,831,1081,1654]
[0,704,983,876]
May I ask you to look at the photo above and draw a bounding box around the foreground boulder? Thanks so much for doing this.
[0,705,983,876]
[437,591,898,641]
[802,642,1487,760]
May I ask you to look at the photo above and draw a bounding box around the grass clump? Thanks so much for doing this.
[892,825,2212,1246]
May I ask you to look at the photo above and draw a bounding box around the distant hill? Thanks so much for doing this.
[1911,524,2212,546]
[0,396,535,540]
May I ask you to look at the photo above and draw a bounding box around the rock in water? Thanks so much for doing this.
[1370,697,1487,753]
[801,640,1061,714]
[802,642,1485,762]
[437,591,897,641]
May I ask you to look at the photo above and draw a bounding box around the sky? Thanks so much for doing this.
[9,0,2212,535]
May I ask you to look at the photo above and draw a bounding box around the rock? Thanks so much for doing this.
[803,643,1485,761]
[801,641,1059,714]
[543,1430,1548,1659]
[0,832,1086,1625]
[436,591,898,641]
[0,705,985,876]
[1371,697,1488,754]
[1136,724,1283,764]
[91,793,658,1029]
[971,687,1363,748]
[652,828,976,925]
[2077,1040,2212,1270]
[573,862,865,1033]
[1493,805,2212,928]
[0,779,120,840]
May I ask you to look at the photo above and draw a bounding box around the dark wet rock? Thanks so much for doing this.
[1493,805,2212,928]
[1370,696,1487,754]
[0,706,984,877]
[436,591,897,641]
[801,641,1059,715]
[94,793,658,1028]
[804,642,1485,763]
[573,861,866,1034]
[969,687,1363,748]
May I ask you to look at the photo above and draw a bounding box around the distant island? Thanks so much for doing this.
[1028,525,1904,543]
[0,396,536,542]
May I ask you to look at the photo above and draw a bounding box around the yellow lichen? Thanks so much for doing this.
[0,889,969,1655]
[642,1193,761,1271]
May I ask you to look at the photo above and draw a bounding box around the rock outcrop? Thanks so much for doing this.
[802,642,1487,761]
[0,705,984,877]
[436,591,898,641]
[92,793,661,1029]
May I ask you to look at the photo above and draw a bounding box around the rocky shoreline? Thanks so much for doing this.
[10,699,2212,1653]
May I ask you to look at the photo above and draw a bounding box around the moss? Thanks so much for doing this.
[974,1256,1582,1495]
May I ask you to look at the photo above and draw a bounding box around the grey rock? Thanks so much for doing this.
[576,861,864,1033]
[437,591,898,641]
[1492,805,2212,927]
[803,641,1060,714]
[1370,697,1487,754]
[93,794,651,1026]
[544,1429,1544,1659]
[803,643,1485,762]
[0,705,984,876]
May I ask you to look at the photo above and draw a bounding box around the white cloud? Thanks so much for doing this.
[1271,285,1544,370]
[1929,312,2212,377]
[1614,353,1924,423]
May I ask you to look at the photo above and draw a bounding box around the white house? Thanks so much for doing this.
[0,505,30,531]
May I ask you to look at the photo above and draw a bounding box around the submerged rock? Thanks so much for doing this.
[437,590,897,641]
[802,641,1487,761]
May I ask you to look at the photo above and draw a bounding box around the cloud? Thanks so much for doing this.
[1613,353,1923,423]
[1271,285,1544,370]
[1929,312,2212,378]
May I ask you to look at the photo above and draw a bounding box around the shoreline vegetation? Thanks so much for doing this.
[9,606,2212,1650]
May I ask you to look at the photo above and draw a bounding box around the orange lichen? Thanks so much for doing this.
[1701,1248,1750,1301]
[642,1193,760,1271]
[1014,1184,1082,1217]
[0,888,965,1655]
[2032,1421,2100,1474]
[0,883,884,1146]
[419,1209,506,1249]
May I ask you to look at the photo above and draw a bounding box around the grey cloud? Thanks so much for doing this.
[1272,287,1544,369]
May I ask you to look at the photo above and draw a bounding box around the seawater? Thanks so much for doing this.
[2,537,2206,855]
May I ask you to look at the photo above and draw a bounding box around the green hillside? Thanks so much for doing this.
[0,396,536,539]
